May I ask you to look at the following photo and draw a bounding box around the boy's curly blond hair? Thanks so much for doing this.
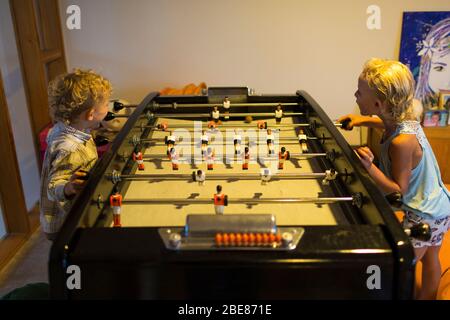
[48,69,112,123]
[361,58,416,122]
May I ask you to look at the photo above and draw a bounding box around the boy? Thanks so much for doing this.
[40,69,111,240]
[339,58,450,299]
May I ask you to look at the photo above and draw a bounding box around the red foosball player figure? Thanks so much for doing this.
[278,147,290,170]
[223,97,230,121]
[266,129,275,154]
[157,121,168,131]
[201,130,209,154]
[257,121,267,129]
[207,120,218,130]
[242,146,250,170]
[214,185,228,215]
[110,187,122,227]
[275,104,283,123]
[205,147,215,170]
[170,147,179,170]
[132,145,145,171]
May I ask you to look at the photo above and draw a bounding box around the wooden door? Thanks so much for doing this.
[10,0,67,159]
[0,71,30,270]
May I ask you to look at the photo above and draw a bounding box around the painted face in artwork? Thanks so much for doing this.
[428,52,450,93]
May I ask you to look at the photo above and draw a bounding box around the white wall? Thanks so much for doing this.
[0,0,41,217]
[60,0,450,145]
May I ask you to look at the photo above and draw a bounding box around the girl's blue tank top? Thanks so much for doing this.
[379,121,450,219]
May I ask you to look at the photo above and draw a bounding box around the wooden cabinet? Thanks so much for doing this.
[368,126,450,184]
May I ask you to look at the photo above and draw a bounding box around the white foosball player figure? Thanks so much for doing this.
[109,187,122,227]
[192,169,206,186]
[166,131,176,155]
[223,97,231,121]
[211,106,220,123]
[322,169,338,185]
[275,104,283,123]
[233,130,242,155]
[298,130,308,153]
[201,130,209,154]
[214,185,228,215]
[266,129,275,154]
[260,168,272,185]
[132,144,145,171]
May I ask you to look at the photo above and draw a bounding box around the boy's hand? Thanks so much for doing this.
[355,146,374,170]
[63,170,90,199]
[337,114,361,130]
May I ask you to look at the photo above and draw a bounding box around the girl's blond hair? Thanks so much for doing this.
[361,58,416,122]
[48,69,112,123]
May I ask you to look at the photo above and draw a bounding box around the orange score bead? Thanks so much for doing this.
[215,233,223,246]
[262,233,269,245]
[242,233,249,246]
[275,233,282,244]
[235,233,242,246]
[229,233,236,246]
[269,233,276,244]
[222,233,230,246]
[248,233,256,245]
[256,233,263,245]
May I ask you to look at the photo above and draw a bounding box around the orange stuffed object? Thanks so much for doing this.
[160,82,207,96]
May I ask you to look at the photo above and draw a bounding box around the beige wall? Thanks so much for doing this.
[60,0,450,144]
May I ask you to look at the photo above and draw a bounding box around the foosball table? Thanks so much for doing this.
[49,87,425,299]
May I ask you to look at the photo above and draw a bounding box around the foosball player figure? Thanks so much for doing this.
[166,131,176,155]
[207,120,218,130]
[266,129,275,154]
[132,144,145,171]
[211,106,220,123]
[233,130,242,155]
[278,146,290,170]
[242,146,250,170]
[275,104,283,123]
[201,130,209,155]
[110,187,122,227]
[170,147,179,170]
[157,121,168,131]
[214,185,228,215]
[257,120,267,129]
[205,147,215,170]
[298,129,308,153]
[244,115,253,123]
[192,169,206,186]
[260,168,271,185]
[223,96,231,121]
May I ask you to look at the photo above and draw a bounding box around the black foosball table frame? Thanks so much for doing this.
[49,87,415,299]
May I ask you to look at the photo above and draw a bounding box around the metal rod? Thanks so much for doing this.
[152,112,304,118]
[145,123,311,128]
[114,172,328,181]
[155,102,300,108]
[121,196,353,205]
[141,153,326,159]
[138,136,317,143]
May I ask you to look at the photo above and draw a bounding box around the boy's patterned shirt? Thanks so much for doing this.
[39,122,98,234]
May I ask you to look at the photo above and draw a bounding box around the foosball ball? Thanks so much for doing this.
[49,87,429,299]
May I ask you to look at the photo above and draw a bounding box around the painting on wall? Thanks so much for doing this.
[399,12,450,112]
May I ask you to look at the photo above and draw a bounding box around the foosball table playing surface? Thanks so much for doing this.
[49,87,419,300]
